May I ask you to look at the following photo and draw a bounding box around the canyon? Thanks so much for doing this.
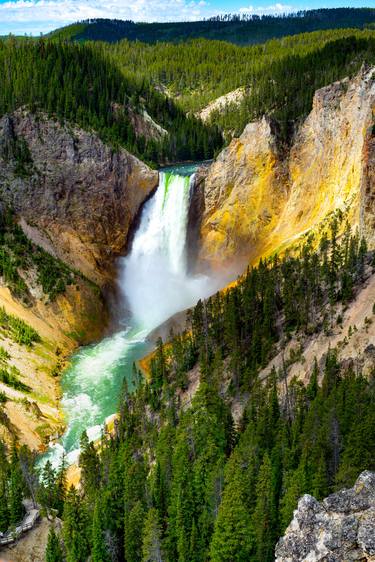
[0,66,374,459]
[0,47,374,562]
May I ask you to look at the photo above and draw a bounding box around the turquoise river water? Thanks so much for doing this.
[42,163,220,468]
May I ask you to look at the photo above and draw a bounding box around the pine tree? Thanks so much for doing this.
[8,449,24,526]
[79,430,100,502]
[142,508,163,562]
[124,500,145,562]
[209,470,253,562]
[63,486,91,562]
[0,476,9,533]
[252,453,277,562]
[92,500,107,562]
[280,464,307,530]
[0,441,9,532]
[45,527,64,562]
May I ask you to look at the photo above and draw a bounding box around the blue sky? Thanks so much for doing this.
[0,0,372,36]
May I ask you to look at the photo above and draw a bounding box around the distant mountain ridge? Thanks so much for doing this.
[48,8,375,45]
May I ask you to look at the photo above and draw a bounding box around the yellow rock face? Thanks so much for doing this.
[197,68,375,272]
[0,276,105,452]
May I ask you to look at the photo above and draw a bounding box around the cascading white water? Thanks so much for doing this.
[121,171,216,331]
[42,165,221,469]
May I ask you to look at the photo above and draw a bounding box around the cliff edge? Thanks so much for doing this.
[276,471,375,561]
[194,67,375,274]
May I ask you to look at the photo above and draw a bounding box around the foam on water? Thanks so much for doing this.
[41,166,221,470]
[121,172,218,330]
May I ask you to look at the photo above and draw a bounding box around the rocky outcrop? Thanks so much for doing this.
[0,109,159,285]
[196,87,247,123]
[128,107,168,142]
[195,67,375,273]
[276,471,375,561]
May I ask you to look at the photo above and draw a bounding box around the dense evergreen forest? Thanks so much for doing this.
[1,16,375,562]
[48,9,375,45]
[1,28,375,159]
[105,29,375,138]
[0,39,222,165]
[2,222,375,561]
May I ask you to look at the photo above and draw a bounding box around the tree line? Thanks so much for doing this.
[0,39,223,165]
[0,220,372,561]
[48,9,375,45]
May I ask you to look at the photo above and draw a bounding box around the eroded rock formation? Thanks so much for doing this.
[0,109,159,285]
[276,471,375,562]
[195,67,375,274]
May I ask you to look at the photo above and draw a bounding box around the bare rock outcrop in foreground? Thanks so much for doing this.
[276,471,375,562]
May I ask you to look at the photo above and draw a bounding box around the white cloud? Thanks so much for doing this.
[0,0,217,35]
[239,3,297,15]
[0,0,302,36]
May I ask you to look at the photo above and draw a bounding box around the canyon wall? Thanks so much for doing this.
[0,110,158,450]
[0,109,158,286]
[194,66,375,273]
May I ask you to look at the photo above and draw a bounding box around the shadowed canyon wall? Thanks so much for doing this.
[0,111,158,450]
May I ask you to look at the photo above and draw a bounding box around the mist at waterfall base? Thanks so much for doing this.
[121,168,219,330]
[42,164,224,469]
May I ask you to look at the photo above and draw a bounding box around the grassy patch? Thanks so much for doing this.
[0,346,10,362]
[0,366,31,392]
[0,306,40,346]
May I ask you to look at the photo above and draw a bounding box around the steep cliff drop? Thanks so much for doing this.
[194,66,375,274]
[43,164,221,468]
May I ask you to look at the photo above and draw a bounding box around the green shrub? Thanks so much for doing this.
[0,306,40,346]
[0,347,10,362]
[0,367,30,392]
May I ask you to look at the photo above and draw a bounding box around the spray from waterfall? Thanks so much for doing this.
[41,165,223,469]
[120,171,218,331]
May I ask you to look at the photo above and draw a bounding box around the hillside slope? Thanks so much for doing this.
[0,39,222,165]
[49,9,375,45]
[193,66,375,275]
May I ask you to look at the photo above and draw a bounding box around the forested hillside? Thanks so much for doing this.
[49,9,375,45]
[4,28,374,150]
[2,221,375,561]
[0,39,222,164]
[105,29,375,138]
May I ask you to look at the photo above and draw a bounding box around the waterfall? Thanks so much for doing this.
[42,166,220,469]
[120,171,214,331]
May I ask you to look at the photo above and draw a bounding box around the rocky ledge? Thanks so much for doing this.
[276,471,375,562]
[0,109,159,285]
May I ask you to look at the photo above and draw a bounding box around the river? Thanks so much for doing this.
[42,163,220,468]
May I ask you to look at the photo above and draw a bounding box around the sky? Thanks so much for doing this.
[0,0,372,36]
